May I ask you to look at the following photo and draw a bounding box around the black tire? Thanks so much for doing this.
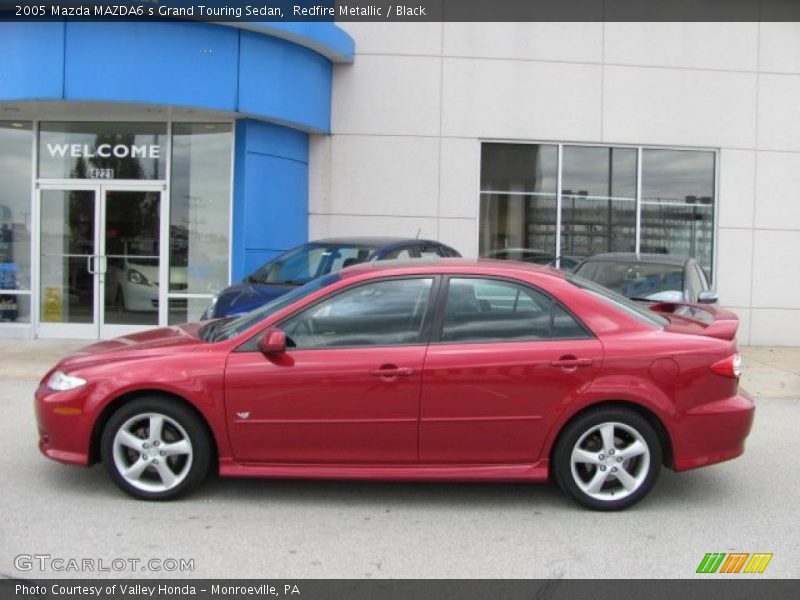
[100,396,211,500]
[553,407,662,511]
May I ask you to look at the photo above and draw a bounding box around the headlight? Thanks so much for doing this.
[47,371,87,391]
[127,269,152,286]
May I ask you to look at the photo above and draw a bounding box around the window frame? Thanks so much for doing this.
[428,275,594,346]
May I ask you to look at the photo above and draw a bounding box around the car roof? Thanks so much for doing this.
[340,257,567,280]
[312,236,445,247]
[580,252,690,267]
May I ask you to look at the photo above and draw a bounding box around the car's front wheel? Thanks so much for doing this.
[100,397,211,500]
[553,407,662,510]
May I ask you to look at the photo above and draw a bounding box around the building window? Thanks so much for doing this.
[640,149,715,269]
[561,145,637,257]
[479,143,716,276]
[0,122,33,324]
[168,123,233,324]
[479,143,558,262]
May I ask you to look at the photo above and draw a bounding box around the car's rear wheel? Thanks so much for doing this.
[100,397,211,500]
[553,407,662,510]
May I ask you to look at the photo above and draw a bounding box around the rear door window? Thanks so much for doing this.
[439,278,589,343]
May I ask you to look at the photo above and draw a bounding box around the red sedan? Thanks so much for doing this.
[35,259,754,510]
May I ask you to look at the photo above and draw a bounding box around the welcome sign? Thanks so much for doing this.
[46,143,162,160]
[39,122,166,180]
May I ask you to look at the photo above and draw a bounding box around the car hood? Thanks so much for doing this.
[213,281,297,317]
[52,323,205,373]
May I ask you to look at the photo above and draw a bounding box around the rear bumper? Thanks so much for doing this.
[672,389,755,471]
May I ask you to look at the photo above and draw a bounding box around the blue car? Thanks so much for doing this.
[203,237,460,319]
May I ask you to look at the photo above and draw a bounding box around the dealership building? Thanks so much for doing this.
[1,20,799,345]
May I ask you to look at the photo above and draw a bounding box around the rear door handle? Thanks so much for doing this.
[550,358,593,368]
[369,366,414,377]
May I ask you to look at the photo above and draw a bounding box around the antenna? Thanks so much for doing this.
[415,228,421,239]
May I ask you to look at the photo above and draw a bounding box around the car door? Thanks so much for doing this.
[224,276,437,464]
[420,276,603,463]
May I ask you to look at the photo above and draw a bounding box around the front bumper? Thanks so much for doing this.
[672,389,755,471]
[123,282,158,312]
[34,383,93,466]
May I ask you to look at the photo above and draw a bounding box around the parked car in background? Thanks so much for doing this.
[484,247,553,264]
[572,253,717,304]
[547,254,584,273]
[106,240,187,312]
[487,249,583,272]
[203,237,460,319]
[35,259,753,510]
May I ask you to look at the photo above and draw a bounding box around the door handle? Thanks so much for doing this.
[550,357,593,368]
[86,255,96,275]
[369,365,414,377]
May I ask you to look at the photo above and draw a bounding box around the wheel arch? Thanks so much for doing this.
[89,389,219,470]
[547,399,674,472]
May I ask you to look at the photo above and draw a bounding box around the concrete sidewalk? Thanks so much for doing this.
[1,338,798,399]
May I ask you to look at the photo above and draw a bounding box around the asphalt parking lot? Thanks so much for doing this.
[1,344,799,579]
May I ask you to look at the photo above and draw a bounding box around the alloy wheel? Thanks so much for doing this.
[111,412,194,493]
[569,421,651,502]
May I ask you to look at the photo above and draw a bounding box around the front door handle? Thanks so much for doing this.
[86,255,96,275]
[550,357,593,368]
[369,365,414,377]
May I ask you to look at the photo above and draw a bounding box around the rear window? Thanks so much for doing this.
[575,260,684,302]
[566,273,669,328]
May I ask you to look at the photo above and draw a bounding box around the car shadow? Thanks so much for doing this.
[201,476,566,511]
[43,461,739,512]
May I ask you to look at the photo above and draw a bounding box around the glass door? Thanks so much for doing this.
[100,187,164,338]
[37,187,99,339]
[36,184,166,339]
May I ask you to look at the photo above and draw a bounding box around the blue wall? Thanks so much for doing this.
[231,120,310,281]
[0,21,350,133]
[0,20,352,286]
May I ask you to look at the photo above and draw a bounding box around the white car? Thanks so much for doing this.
[106,244,187,312]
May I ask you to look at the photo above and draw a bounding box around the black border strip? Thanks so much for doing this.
[3,0,800,23]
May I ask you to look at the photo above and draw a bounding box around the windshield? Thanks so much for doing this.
[566,272,669,328]
[246,243,378,285]
[575,260,684,301]
[200,273,342,342]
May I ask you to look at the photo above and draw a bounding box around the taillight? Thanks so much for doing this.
[710,353,742,379]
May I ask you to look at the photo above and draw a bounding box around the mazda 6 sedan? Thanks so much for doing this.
[35,259,754,510]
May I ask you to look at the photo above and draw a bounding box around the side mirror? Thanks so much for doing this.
[697,291,719,304]
[258,328,286,355]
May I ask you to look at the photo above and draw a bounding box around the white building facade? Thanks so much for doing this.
[310,22,800,345]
